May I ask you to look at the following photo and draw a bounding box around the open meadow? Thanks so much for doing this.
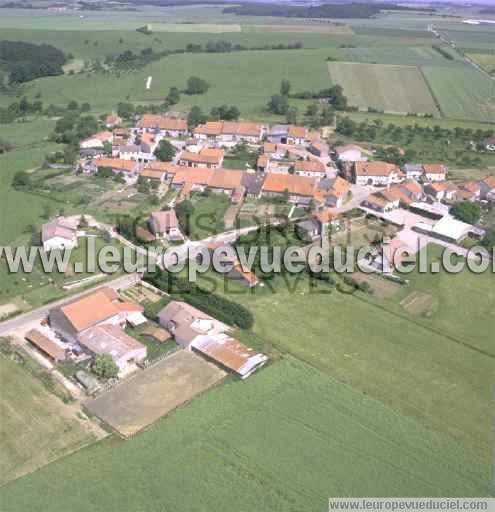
[0,354,97,485]
[0,357,489,511]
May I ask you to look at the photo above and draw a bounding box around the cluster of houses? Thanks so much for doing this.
[25,285,267,382]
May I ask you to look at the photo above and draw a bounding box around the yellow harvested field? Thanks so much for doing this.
[151,23,241,33]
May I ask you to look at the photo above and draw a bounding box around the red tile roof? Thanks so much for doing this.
[262,173,316,196]
[355,161,399,177]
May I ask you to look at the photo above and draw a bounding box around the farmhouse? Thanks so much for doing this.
[261,173,316,205]
[41,216,79,252]
[293,159,327,178]
[79,324,146,372]
[208,169,245,196]
[399,180,424,202]
[49,287,144,344]
[171,168,214,195]
[136,114,188,137]
[193,121,265,144]
[241,173,265,199]
[191,334,268,379]
[423,164,447,182]
[262,142,285,159]
[178,148,224,168]
[141,161,181,182]
[158,301,229,349]
[149,210,184,241]
[353,161,403,186]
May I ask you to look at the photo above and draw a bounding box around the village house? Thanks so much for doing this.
[149,210,184,241]
[241,173,266,200]
[361,190,400,213]
[403,163,424,181]
[422,164,447,182]
[257,154,270,172]
[267,125,309,146]
[293,159,327,178]
[309,140,329,158]
[136,114,188,138]
[171,167,214,197]
[262,142,286,159]
[398,180,424,203]
[93,157,141,183]
[479,175,495,201]
[80,131,113,150]
[193,121,266,145]
[296,210,340,241]
[424,182,457,202]
[141,161,181,183]
[49,288,145,345]
[105,114,122,129]
[178,147,224,169]
[207,169,245,196]
[335,144,371,163]
[41,216,79,252]
[456,181,481,202]
[353,161,403,186]
[158,300,229,349]
[261,173,316,206]
[314,176,351,208]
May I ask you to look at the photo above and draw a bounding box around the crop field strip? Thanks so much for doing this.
[328,61,440,116]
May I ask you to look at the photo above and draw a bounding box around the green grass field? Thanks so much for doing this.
[467,52,495,75]
[194,256,493,461]
[422,66,495,122]
[5,48,332,116]
[0,357,488,510]
[188,192,230,240]
[0,355,95,485]
[328,61,439,116]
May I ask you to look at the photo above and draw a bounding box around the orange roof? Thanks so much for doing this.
[428,182,449,192]
[423,164,447,174]
[316,210,335,223]
[172,167,214,186]
[294,160,326,173]
[25,329,66,361]
[262,173,316,196]
[458,181,480,193]
[59,289,121,332]
[257,154,269,168]
[330,176,350,197]
[180,148,224,165]
[138,114,187,131]
[106,114,121,125]
[145,161,181,173]
[208,169,244,190]
[95,158,136,172]
[141,132,155,145]
[355,161,399,177]
[263,142,278,154]
[387,186,412,205]
[401,180,422,194]
[92,131,113,142]
[287,125,307,139]
[482,175,495,189]
[194,121,263,137]
[141,169,167,180]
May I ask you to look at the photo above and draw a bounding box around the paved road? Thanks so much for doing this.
[0,273,140,337]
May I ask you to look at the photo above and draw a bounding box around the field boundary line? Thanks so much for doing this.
[352,293,495,360]
[419,65,444,118]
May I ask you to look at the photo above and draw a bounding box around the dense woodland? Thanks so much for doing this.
[0,40,66,84]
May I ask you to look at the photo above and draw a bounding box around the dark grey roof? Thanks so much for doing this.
[241,173,265,195]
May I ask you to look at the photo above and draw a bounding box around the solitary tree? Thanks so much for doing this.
[185,76,210,95]
[280,79,291,97]
[166,86,180,105]
[154,139,176,161]
[91,354,119,379]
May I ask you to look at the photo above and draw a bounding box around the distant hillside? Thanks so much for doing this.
[223,2,435,19]
[0,41,66,84]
